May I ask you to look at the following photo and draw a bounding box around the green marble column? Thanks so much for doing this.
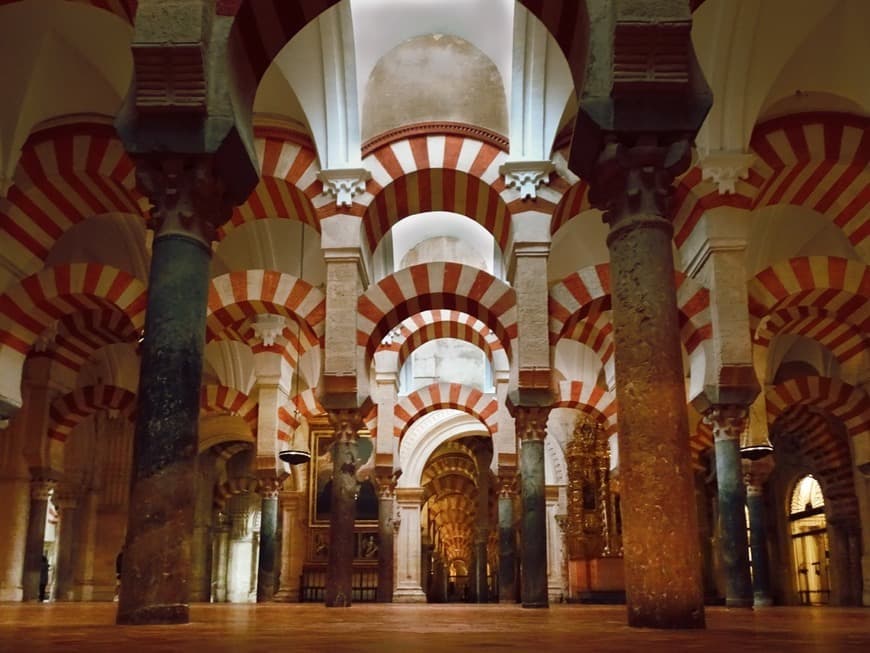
[376,481,396,603]
[256,478,283,602]
[498,478,517,603]
[117,157,231,625]
[516,407,549,608]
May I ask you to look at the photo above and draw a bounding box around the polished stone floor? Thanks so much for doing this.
[0,603,867,652]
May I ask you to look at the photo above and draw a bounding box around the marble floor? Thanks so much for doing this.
[0,603,867,652]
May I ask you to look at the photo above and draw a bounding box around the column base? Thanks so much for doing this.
[725,597,753,608]
[392,586,427,603]
[116,603,189,625]
[0,587,22,601]
[522,601,549,609]
[753,594,773,607]
[273,588,299,602]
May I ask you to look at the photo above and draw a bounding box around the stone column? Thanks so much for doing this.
[274,493,303,602]
[190,453,216,602]
[72,489,98,600]
[472,447,492,603]
[53,487,78,602]
[117,157,232,625]
[546,485,566,604]
[226,493,254,603]
[325,409,363,607]
[515,406,549,608]
[743,457,774,606]
[0,474,30,601]
[591,137,705,628]
[497,473,518,603]
[706,405,753,607]
[22,477,55,601]
[211,511,230,603]
[375,475,397,603]
[393,487,426,602]
[256,476,283,602]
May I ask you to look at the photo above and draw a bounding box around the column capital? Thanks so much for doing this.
[374,470,399,498]
[588,135,693,233]
[704,404,749,442]
[499,160,554,200]
[496,470,517,499]
[513,405,550,442]
[256,474,286,499]
[326,408,365,443]
[699,151,756,195]
[742,457,775,494]
[251,314,287,348]
[317,167,371,207]
[30,478,56,501]
[135,154,234,245]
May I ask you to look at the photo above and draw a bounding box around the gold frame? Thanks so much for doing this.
[308,429,378,526]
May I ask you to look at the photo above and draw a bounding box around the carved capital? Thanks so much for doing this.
[135,155,233,243]
[252,314,286,348]
[588,135,692,229]
[30,478,56,501]
[497,472,517,499]
[257,474,285,499]
[326,408,364,444]
[742,456,776,494]
[700,151,756,195]
[317,168,371,207]
[499,160,554,200]
[514,406,550,442]
[704,404,749,442]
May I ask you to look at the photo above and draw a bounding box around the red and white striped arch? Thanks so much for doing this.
[48,384,136,442]
[750,113,869,246]
[213,476,261,511]
[45,308,141,373]
[671,166,756,248]
[549,263,712,354]
[0,264,147,406]
[557,300,615,371]
[1,123,142,266]
[552,380,618,436]
[277,389,326,441]
[207,270,325,352]
[771,404,858,521]
[550,180,592,237]
[747,257,870,345]
[218,128,321,240]
[393,382,499,439]
[689,420,714,470]
[374,309,508,372]
[200,384,259,437]
[766,375,870,439]
[361,135,512,252]
[358,262,517,364]
[755,306,867,364]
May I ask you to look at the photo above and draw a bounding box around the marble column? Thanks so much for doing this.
[226,493,254,604]
[22,477,55,601]
[211,511,230,603]
[707,405,753,607]
[516,406,549,608]
[375,477,397,603]
[256,477,283,602]
[72,489,98,600]
[393,487,427,602]
[274,493,303,602]
[53,487,78,602]
[0,475,30,601]
[743,458,774,607]
[591,137,705,628]
[117,157,232,625]
[473,447,492,603]
[497,474,518,603]
[325,409,363,607]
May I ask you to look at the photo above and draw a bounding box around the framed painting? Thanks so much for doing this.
[309,429,378,525]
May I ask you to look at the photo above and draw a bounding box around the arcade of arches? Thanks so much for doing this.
[0,0,868,637]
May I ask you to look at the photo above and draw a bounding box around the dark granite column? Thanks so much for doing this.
[256,476,283,602]
[591,137,705,628]
[473,446,492,603]
[375,476,396,603]
[22,477,54,601]
[516,407,549,608]
[53,487,78,602]
[707,406,752,607]
[498,475,518,603]
[325,409,363,607]
[117,157,232,625]
[190,453,216,602]
[743,458,774,606]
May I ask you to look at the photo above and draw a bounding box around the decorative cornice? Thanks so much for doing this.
[361,121,509,157]
[317,168,371,207]
[499,160,555,200]
[700,151,756,195]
